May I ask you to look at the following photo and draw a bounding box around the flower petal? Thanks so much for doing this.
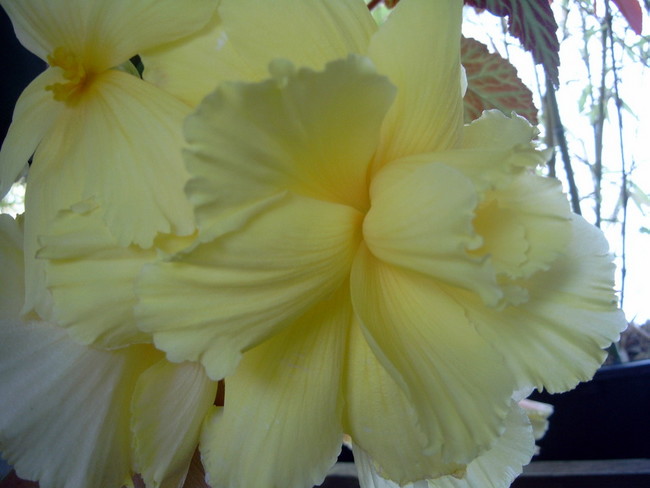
[0,318,160,488]
[143,0,377,106]
[350,244,514,464]
[352,404,534,488]
[345,318,465,483]
[132,360,217,488]
[428,404,535,488]
[136,192,361,380]
[28,70,194,248]
[0,0,215,70]
[200,285,350,488]
[368,0,464,170]
[37,202,195,348]
[471,174,571,280]
[184,55,395,227]
[0,69,59,199]
[0,215,24,319]
[365,161,501,306]
[459,215,625,393]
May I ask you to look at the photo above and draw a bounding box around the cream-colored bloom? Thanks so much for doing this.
[135,1,624,487]
[0,214,217,488]
[0,0,215,317]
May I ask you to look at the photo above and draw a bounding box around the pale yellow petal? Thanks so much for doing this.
[350,244,513,464]
[365,161,502,306]
[471,174,572,280]
[458,215,625,393]
[132,360,217,488]
[200,285,350,488]
[136,192,361,380]
[352,445,429,488]
[185,55,395,230]
[429,405,535,488]
[345,319,465,484]
[216,0,376,78]
[368,0,463,171]
[0,69,60,199]
[37,203,195,348]
[29,70,194,248]
[142,12,249,107]
[0,214,24,319]
[0,0,216,71]
[0,318,160,488]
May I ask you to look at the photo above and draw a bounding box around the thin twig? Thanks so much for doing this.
[545,77,582,215]
[606,0,629,311]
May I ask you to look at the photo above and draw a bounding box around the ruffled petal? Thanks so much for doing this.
[184,55,395,227]
[0,0,215,71]
[0,69,59,199]
[200,285,350,488]
[0,215,24,319]
[353,404,534,488]
[471,173,571,280]
[0,318,160,488]
[428,404,535,488]
[459,215,625,393]
[368,0,463,171]
[350,244,514,464]
[37,202,195,349]
[132,360,217,488]
[365,161,501,306]
[345,318,465,484]
[27,70,194,248]
[136,192,361,380]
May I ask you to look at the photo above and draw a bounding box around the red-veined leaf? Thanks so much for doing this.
[612,0,643,34]
[462,37,538,125]
[464,0,560,87]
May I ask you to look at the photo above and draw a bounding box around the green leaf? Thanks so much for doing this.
[464,0,560,86]
[461,37,538,124]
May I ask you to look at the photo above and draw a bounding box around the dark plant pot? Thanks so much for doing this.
[530,359,650,460]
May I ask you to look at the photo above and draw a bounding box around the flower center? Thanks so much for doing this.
[45,47,90,103]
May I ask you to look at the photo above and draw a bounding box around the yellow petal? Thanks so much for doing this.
[0,69,61,199]
[0,0,216,71]
[0,214,24,319]
[368,0,463,171]
[428,404,535,488]
[365,161,502,306]
[345,319,465,484]
[458,215,626,393]
[350,244,513,463]
[185,55,395,226]
[30,70,194,248]
[352,445,429,488]
[136,192,361,380]
[37,203,195,349]
[0,318,160,488]
[200,285,350,488]
[471,174,571,280]
[132,360,217,488]
[217,0,376,77]
[142,12,249,108]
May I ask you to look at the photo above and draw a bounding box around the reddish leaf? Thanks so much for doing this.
[612,0,643,34]
[461,37,538,124]
[464,0,560,86]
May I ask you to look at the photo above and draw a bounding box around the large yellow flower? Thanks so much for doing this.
[133,1,624,487]
[0,214,217,488]
[0,0,215,317]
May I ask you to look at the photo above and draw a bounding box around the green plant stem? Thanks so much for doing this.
[545,77,582,215]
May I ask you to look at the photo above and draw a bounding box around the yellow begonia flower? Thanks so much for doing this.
[0,0,215,318]
[0,214,217,488]
[135,0,625,486]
